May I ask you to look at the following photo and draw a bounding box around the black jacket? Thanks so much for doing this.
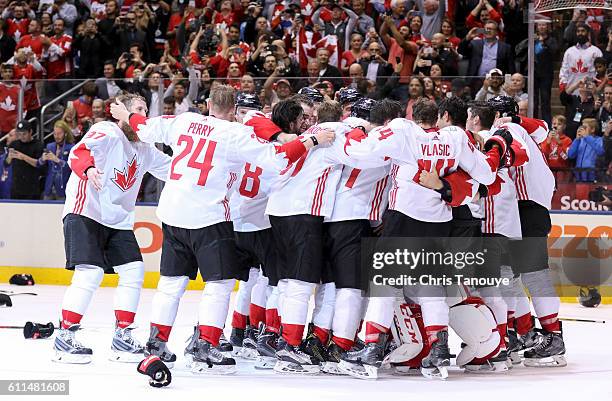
[358,59,393,88]
[0,33,16,63]
[319,64,343,91]
[459,38,515,77]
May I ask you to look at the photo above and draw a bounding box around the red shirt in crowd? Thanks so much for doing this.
[45,34,72,79]
[12,63,42,110]
[0,82,19,134]
[16,34,45,58]
[5,17,29,41]
[541,134,573,169]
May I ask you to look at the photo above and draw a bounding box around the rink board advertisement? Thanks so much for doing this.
[0,201,610,298]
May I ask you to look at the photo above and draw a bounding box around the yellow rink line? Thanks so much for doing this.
[1,266,611,304]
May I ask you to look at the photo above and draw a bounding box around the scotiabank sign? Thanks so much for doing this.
[0,202,609,272]
[553,183,610,212]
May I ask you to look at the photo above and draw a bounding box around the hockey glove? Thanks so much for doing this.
[484,128,513,167]
[137,355,172,388]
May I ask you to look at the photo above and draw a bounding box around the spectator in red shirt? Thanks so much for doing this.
[440,18,461,49]
[0,63,19,135]
[42,18,72,101]
[213,0,239,27]
[10,47,43,115]
[541,115,573,182]
[466,0,502,30]
[381,14,418,102]
[66,81,97,128]
[340,32,365,75]
[1,1,31,41]
[16,19,44,58]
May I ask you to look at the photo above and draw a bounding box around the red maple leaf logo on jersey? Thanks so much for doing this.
[343,128,367,155]
[570,58,589,74]
[111,155,139,192]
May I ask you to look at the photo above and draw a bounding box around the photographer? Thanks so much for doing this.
[3,120,42,200]
[568,118,604,182]
[359,41,392,89]
[72,18,107,78]
[37,120,73,200]
[111,10,150,62]
[561,76,597,138]
[595,84,612,135]
[311,1,358,52]
[189,24,230,78]
[116,43,147,78]
[541,115,573,182]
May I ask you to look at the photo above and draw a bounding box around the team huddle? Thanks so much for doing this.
[50,83,566,383]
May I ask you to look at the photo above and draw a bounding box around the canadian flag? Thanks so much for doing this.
[0,83,19,134]
[315,35,340,69]
[301,0,315,22]
[297,27,321,72]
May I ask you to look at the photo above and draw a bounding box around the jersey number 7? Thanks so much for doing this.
[170,134,217,186]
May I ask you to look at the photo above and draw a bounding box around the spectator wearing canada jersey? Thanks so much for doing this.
[54,93,171,365]
[9,47,43,116]
[0,63,19,135]
[109,85,334,373]
[1,2,32,42]
[42,18,72,102]
[66,81,98,129]
[380,15,418,102]
[541,115,572,182]
[15,19,44,59]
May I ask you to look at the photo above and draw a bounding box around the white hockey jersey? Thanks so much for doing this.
[62,121,171,230]
[265,123,346,218]
[559,44,602,95]
[128,113,308,229]
[501,122,555,210]
[342,119,498,223]
[321,122,391,222]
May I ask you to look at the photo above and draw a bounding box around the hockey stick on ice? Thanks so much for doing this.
[0,290,38,296]
[559,317,606,324]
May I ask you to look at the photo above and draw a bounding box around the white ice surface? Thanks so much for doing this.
[1,284,611,401]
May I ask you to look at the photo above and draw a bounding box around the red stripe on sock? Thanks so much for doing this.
[249,304,266,328]
[332,335,354,351]
[232,311,248,330]
[507,311,515,330]
[538,313,560,333]
[61,310,83,329]
[281,323,305,346]
[151,323,172,342]
[199,325,223,347]
[498,323,507,348]
[265,308,280,333]
[313,325,329,344]
[425,325,447,345]
[365,321,389,344]
[115,310,135,329]
[516,313,533,335]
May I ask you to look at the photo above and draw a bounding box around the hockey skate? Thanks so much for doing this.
[523,327,566,368]
[507,329,522,364]
[321,342,348,375]
[145,326,177,368]
[191,338,237,375]
[53,324,93,364]
[255,323,279,369]
[420,330,451,380]
[239,325,260,360]
[300,324,329,364]
[337,334,388,380]
[520,329,540,350]
[184,326,199,369]
[463,350,510,374]
[109,324,145,363]
[274,341,320,374]
[217,332,234,357]
[229,327,245,358]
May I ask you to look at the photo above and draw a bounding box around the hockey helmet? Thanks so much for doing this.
[297,86,325,103]
[350,97,377,121]
[235,92,262,110]
[579,287,601,308]
[337,87,363,106]
[487,95,519,117]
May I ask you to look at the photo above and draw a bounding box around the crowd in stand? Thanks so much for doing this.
[0,0,611,201]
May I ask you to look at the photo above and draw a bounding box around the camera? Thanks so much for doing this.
[588,186,611,203]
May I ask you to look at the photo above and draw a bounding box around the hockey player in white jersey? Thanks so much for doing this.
[488,96,566,367]
[319,98,395,375]
[338,98,511,380]
[110,85,334,374]
[54,93,171,364]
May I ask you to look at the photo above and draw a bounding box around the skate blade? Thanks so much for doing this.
[52,351,92,364]
[184,354,194,369]
[254,356,277,370]
[463,361,508,374]
[509,352,522,365]
[393,366,422,376]
[321,362,347,375]
[337,360,378,380]
[273,360,320,375]
[237,347,259,360]
[109,350,144,363]
[421,366,449,380]
[523,355,567,368]
[191,362,237,375]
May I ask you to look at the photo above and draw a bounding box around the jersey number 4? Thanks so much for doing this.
[170,134,217,186]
